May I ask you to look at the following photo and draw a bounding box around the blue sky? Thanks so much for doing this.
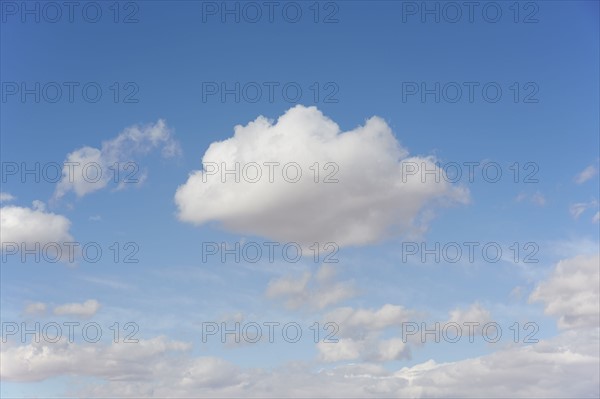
[1,1,599,397]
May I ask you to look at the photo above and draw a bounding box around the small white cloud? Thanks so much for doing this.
[515,191,545,206]
[574,165,598,184]
[24,302,47,315]
[0,192,15,203]
[53,119,180,200]
[175,105,468,248]
[265,264,356,310]
[531,192,546,206]
[53,299,101,318]
[0,203,73,249]
[317,303,416,363]
[515,193,527,202]
[570,204,587,219]
[325,303,417,336]
[89,215,102,222]
[447,302,492,335]
[317,338,363,362]
[317,335,411,363]
[31,200,46,212]
[593,212,600,224]
[569,200,599,220]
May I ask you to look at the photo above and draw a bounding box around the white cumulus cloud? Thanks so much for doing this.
[0,202,73,249]
[175,105,468,248]
[529,254,599,329]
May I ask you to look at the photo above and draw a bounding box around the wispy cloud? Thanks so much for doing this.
[53,120,180,200]
[574,165,598,184]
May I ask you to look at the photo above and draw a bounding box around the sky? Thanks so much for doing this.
[0,0,599,397]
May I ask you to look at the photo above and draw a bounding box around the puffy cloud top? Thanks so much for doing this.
[0,203,73,246]
[175,106,468,248]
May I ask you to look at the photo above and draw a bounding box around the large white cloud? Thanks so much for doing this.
[175,106,468,248]
[53,119,180,199]
[529,254,600,329]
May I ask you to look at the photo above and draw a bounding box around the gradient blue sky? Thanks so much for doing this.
[1,1,599,397]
